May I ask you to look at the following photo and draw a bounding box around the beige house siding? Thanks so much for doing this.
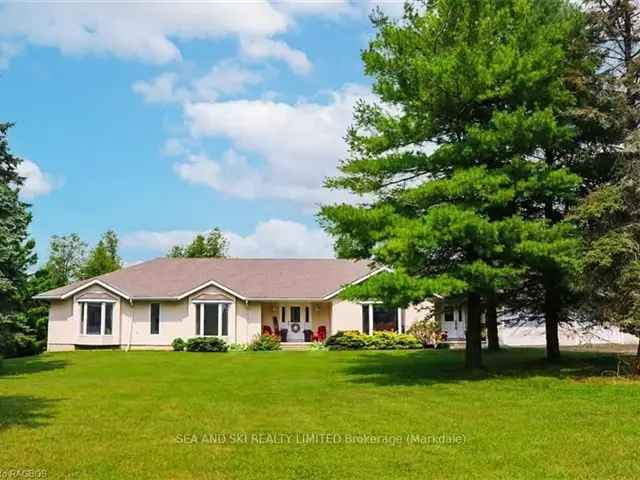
[330,299,362,334]
[404,301,433,331]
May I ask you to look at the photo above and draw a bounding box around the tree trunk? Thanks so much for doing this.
[543,284,561,362]
[465,292,483,371]
[485,294,500,352]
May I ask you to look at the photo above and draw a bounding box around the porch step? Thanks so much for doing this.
[281,342,312,351]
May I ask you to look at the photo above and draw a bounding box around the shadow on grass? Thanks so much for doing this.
[341,348,625,387]
[0,395,60,430]
[0,355,68,378]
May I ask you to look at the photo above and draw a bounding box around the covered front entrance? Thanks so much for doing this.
[260,302,330,343]
[279,304,311,342]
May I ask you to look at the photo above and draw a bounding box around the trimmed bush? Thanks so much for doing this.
[185,337,228,353]
[248,334,281,351]
[407,319,447,348]
[325,330,423,350]
[171,338,186,351]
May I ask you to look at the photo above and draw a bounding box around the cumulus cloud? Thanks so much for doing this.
[0,3,289,64]
[239,38,311,75]
[132,61,262,104]
[121,219,334,258]
[16,160,59,199]
[177,83,371,206]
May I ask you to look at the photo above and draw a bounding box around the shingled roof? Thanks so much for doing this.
[34,258,380,301]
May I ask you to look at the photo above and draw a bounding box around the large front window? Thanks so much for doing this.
[361,304,399,334]
[80,301,114,335]
[195,302,229,337]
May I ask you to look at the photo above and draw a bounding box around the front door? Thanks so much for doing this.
[442,305,465,339]
[287,305,304,342]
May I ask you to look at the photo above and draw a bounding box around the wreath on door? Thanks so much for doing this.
[291,323,301,334]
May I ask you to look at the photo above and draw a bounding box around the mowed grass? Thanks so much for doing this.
[1,349,639,480]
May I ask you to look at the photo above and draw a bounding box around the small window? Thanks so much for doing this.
[362,305,370,334]
[444,307,454,322]
[305,306,310,323]
[150,303,160,335]
[105,303,113,335]
[281,306,286,323]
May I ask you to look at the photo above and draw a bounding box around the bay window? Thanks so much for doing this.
[80,300,114,335]
[195,302,230,337]
[361,303,401,334]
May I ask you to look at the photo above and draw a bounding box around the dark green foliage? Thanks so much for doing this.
[167,228,229,258]
[80,230,122,279]
[171,338,186,351]
[320,0,595,368]
[247,334,281,351]
[573,1,640,361]
[325,330,423,350]
[185,337,228,352]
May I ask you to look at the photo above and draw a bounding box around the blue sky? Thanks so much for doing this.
[0,1,402,265]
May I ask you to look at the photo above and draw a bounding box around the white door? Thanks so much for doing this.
[285,305,305,342]
[442,306,465,339]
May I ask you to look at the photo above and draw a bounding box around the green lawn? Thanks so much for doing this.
[1,349,639,479]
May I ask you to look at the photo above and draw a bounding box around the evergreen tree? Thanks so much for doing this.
[0,123,36,315]
[574,0,640,366]
[320,0,593,368]
[0,123,37,357]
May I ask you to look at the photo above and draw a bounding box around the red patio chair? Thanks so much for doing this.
[313,326,327,342]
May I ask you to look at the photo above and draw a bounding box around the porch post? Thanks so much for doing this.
[82,302,87,334]
[100,302,106,335]
[368,304,374,334]
[199,303,204,335]
[218,303,222,337]
[397,308,402,333]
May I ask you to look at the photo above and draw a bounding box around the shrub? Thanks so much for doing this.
[325,330,423,350]
[325,331,367,350]
[0,334,45,358]
[228,343,248,352]
[248,334,281,351]
[171,338,186,351]
[185,337,228,352]
[407,319,447,348]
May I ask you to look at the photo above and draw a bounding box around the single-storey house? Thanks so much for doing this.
[34,258,434,351]
[35,257,637,351]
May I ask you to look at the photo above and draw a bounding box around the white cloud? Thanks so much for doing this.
[240,37,311,75]
[0,3,290,64]
[227,220,333,258]
[16,160,59,199]
[132,72,187,104]
[133,61,263,104]
[179,83,371,206]
[121,219,334,258]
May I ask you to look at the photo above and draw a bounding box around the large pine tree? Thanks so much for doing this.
[320,0,594,369]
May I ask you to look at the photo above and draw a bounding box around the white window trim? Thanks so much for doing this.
[80,301,113,336]
[196,302,230,337]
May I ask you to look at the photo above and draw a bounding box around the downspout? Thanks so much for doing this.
[126,298,134,352]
